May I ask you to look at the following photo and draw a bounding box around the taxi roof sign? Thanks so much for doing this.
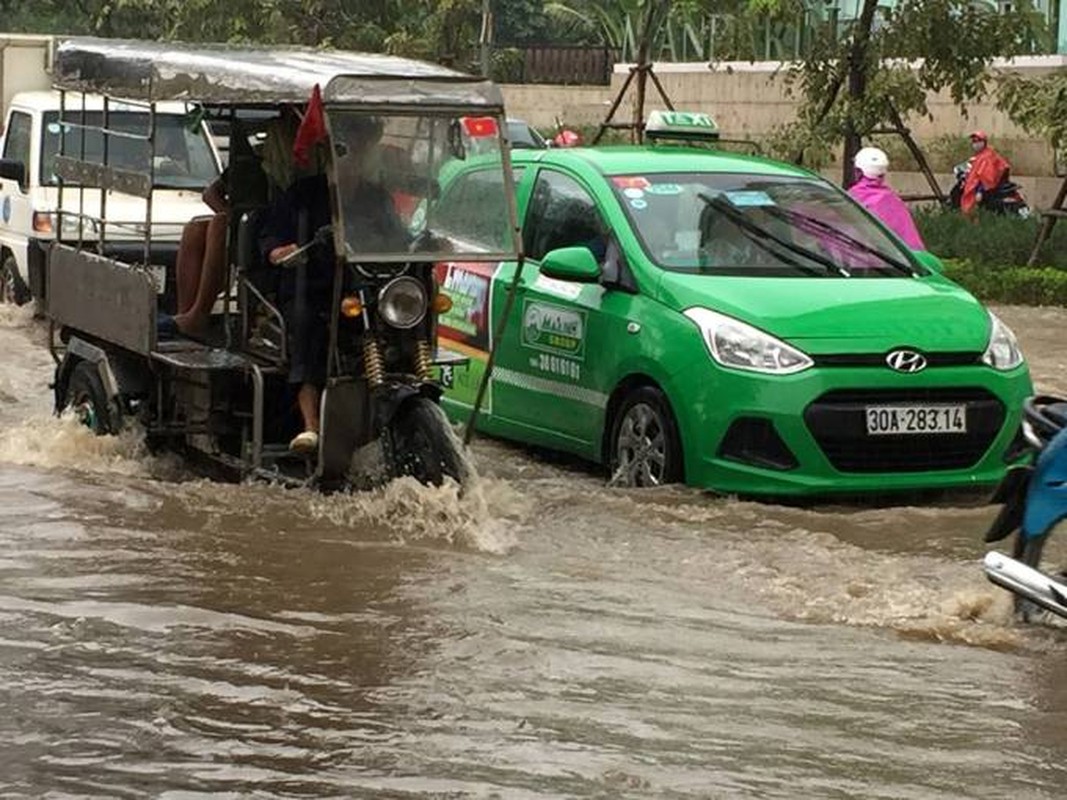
[645,110,720,143]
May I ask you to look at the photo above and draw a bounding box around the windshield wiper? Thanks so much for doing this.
[691,200,824,277]
[697,193,850,277]
[762,206,913,274]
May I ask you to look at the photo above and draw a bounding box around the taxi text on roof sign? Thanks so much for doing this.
[645,110,720,142]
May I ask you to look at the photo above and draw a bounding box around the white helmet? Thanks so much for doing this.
[854,147,889,179]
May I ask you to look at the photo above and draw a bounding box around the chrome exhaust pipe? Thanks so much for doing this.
[983,550,1067,619]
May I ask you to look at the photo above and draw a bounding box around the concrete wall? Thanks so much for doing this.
[501,55,1067,208]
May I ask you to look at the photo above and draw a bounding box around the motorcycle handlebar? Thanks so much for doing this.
[1022,395,1067,447]
[277,225,333,269]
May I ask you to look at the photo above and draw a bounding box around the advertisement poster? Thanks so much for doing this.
[434,262,497,411]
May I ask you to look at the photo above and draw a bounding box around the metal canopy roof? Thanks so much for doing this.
[53,37,504,109]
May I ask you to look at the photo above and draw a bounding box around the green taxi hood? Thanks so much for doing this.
[656,273,992,353]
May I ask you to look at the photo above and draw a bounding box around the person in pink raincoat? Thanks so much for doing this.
[847,147,926,250]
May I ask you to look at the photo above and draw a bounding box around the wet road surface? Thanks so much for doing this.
[0,304,1066,797]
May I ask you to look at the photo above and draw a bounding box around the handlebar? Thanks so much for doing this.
[277,225,333,269]
[1022,395,1067,449]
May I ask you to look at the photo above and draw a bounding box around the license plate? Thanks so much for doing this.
[865,404,967,435]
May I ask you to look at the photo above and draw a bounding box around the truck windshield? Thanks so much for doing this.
[611,172,920,278]
[41,111,219,189]
[328,110,517,262]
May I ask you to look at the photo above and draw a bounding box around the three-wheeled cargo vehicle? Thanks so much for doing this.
[43,38,522,488]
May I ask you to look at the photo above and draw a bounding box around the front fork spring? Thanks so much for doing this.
[414,340,433,381]
[363,337,385,388]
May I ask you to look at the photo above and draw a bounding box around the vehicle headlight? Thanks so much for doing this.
[378,276,428,329]
[684,307,813,375]
[68,216,99,235]
[982,311,1024,371]
[33,212,98,236]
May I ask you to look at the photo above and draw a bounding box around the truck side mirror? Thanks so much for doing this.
[0,158,26,188]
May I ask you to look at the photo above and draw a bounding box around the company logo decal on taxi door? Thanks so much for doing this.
[522,300,586,359]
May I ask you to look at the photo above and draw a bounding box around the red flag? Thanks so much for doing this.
[292,83,327,168]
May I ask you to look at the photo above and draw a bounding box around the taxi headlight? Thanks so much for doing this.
[982,311,1024,371]
[684,307,813,375]
[378,276,428,329]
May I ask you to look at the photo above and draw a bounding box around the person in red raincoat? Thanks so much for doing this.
[960,131,1012,215]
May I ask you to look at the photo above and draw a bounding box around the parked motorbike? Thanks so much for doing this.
[948,160,1030,218]
[983,395,1067,620]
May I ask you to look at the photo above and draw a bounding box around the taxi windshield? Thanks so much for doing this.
[328,110,517,263]
[610,172,919,277]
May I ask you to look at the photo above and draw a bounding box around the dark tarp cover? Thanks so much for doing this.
[53,38,504,109]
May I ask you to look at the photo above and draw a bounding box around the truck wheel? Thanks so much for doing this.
[65,360,122,435]
[388,397,470,487]
[608,386,683,488]
[0,254,20,305]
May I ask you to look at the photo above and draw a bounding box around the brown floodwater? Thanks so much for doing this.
[0,303,1066,798]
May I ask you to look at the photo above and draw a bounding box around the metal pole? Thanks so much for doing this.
[78,91,86,247]
[463,254,524,446]
[100,96,109,250]
[144,104,156,268]
[480,0,492,77]
[58,90,65,245]
[1059,0,1067,54]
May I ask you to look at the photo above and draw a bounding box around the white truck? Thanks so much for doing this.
[0,34,221,306]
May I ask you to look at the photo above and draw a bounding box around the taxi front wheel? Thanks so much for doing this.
[608,386,683,488]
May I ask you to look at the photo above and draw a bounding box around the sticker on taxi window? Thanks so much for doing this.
[630,199,648,210]
[725,190,776,207]
[623,187,645,199]
[646,183,682,195]
[613,176,651,190]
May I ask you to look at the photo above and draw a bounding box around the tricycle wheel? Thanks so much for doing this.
[388,397,470,487]
[65,360,122,435]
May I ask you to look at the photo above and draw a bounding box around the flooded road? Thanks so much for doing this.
[1,304,1067,797]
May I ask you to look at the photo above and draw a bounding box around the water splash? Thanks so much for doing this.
[306,472,531,555]
[0,412,183,480]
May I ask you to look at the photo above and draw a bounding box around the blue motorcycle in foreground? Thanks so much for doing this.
[984,396,1067,621]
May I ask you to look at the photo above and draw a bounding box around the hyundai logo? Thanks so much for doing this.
[886,349,928,373]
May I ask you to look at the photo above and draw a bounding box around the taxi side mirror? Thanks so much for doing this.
[911,250,944,274]
[541,246,600,283]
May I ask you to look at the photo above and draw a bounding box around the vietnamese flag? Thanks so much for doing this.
[292,83,327,167]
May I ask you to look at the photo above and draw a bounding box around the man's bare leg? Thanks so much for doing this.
[176,212,229,336]
[290,382,321,454]
[297,383,320,433]
[174,218,209,316]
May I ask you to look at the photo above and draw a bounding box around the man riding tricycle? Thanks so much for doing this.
[44,38,521,489]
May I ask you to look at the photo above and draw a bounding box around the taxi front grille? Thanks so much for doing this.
[811,352,983,368]
[803,388,1005,473]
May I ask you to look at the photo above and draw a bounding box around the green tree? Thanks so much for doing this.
[997,68,1067,153]
[769,0,1047,186]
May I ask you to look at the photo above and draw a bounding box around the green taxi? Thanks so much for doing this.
[432,119,1031,497]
